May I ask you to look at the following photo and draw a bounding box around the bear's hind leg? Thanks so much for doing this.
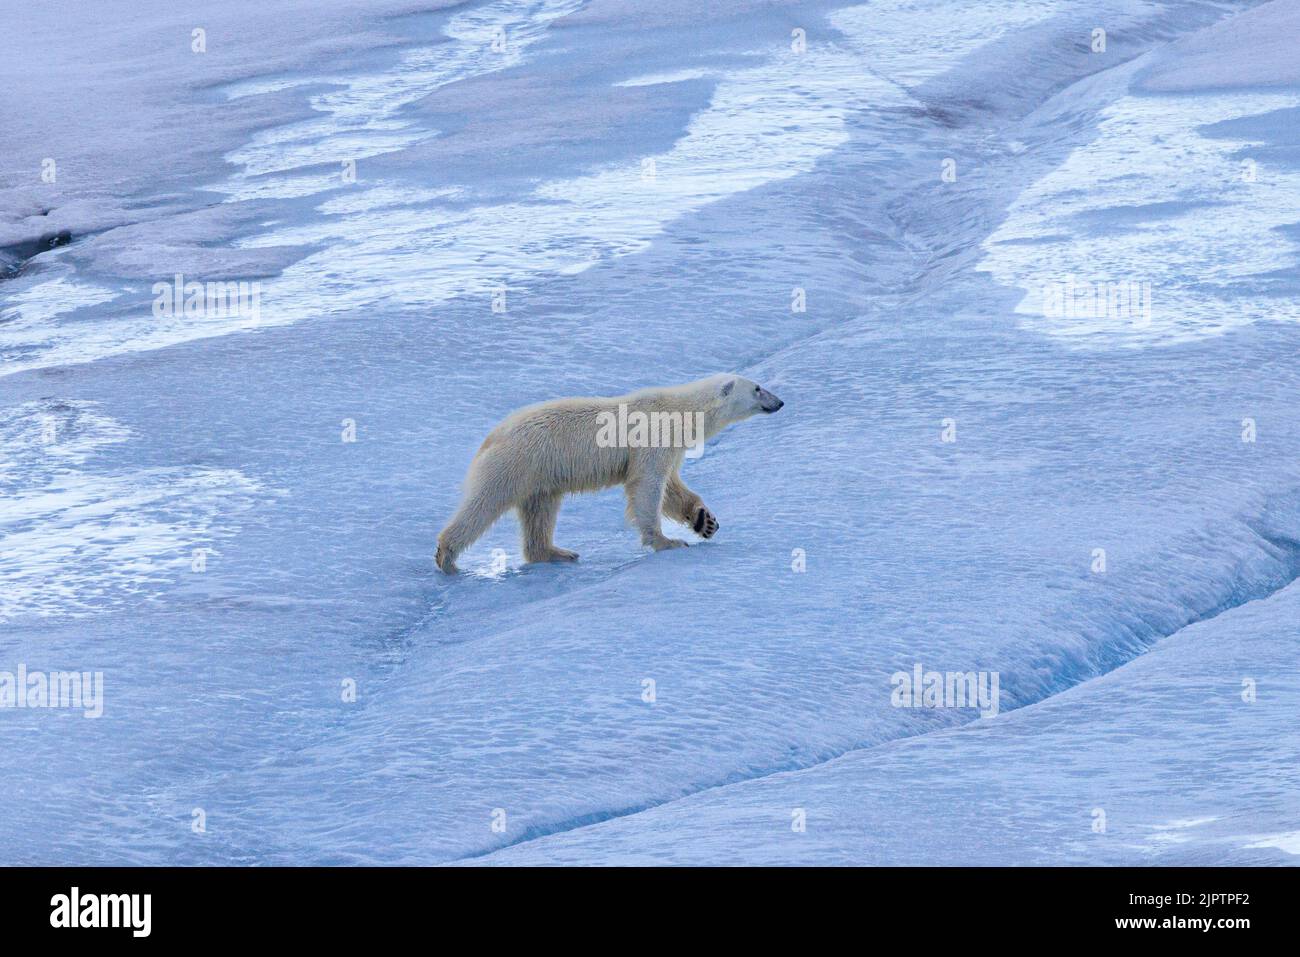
[519,492,578,564]
[436,483,515,574]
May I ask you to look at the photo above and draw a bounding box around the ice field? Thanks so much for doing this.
[2,0,1299,864]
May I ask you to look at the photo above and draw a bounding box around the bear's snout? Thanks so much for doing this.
[759,388,784,413]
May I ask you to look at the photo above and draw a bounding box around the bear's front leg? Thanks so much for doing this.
[663,471,718,539]
[627,451,688,552]
[691,505,719,539]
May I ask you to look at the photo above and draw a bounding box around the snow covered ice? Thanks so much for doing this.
[2,0,1299,865]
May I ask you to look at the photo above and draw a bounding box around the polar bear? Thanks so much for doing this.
[435,374,783,573]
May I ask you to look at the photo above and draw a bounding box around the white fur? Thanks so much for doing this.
[435,374,782,573]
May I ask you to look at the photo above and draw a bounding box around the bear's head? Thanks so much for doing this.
[716,374,784,425]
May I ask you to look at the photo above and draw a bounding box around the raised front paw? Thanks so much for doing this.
[692,505,719,539]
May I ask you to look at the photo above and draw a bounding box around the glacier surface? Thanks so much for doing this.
[2,0,1298,865]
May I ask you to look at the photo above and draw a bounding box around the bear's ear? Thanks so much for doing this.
[720,379,735,397]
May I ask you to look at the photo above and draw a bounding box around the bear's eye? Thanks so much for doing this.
[753,386,760,393]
